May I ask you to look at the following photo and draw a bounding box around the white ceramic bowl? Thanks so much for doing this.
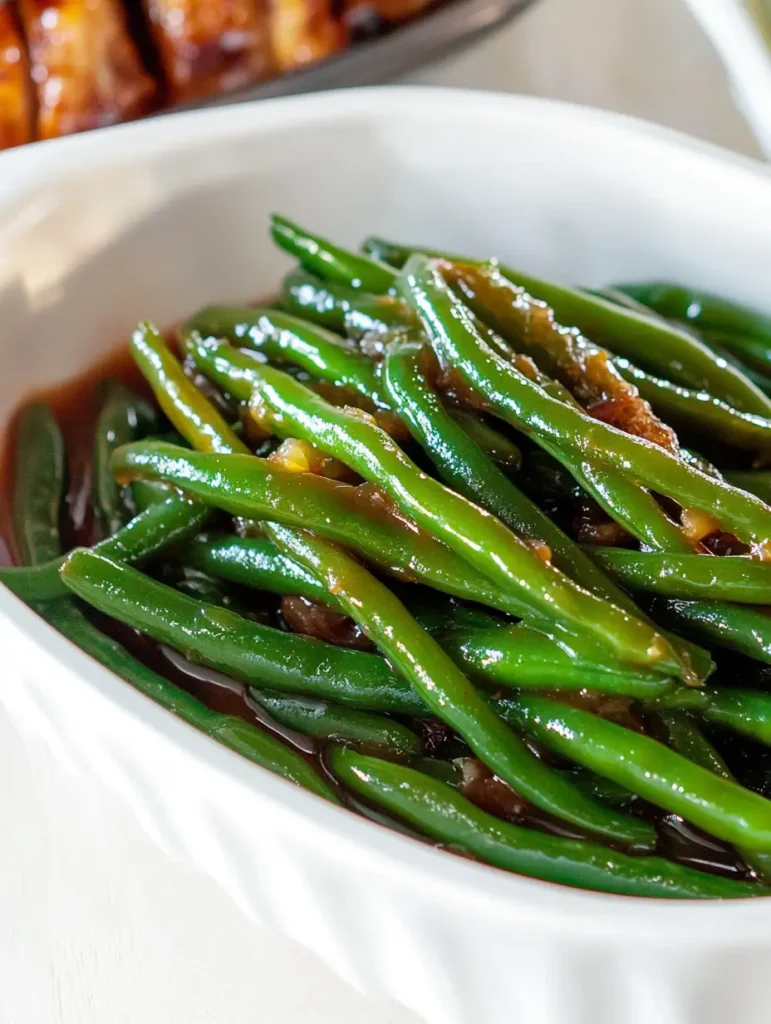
[2,88,771,1024]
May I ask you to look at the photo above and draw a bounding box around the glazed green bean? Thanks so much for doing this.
[613,358,771,451]
[399,255,771,553]
[725,471,771,504]
[495,693,771,850]
[184,335,681,672]
[362,236,771,416]
[588,547,771,603]
[615,282,771,345]
[13,404,65,565]
[280,267,416,336]
[271,214,397,294]
[176,535,673,698]
[381,340,682,606]
[10,407,334,801]
[60,550,426,715]
[93,380,158,536]
[268,523,656,849]
[649,598,771,665]
[656,711,771,882]
[184,307,387,407]
[180,533,343,610]
[329,747,758,897]
[132,322,249,455]
[0,495,209,602]
[249,690,422,756]
[112,440,545,614]
[699,689,771,748]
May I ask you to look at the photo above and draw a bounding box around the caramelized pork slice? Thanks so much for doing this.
[144,0,271,104]
[0,4,33,148]
[19,0,156,140]
[268,0,347,71]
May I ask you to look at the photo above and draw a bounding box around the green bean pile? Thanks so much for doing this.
[7,217,771,899]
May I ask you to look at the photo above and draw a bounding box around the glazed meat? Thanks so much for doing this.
[143,0,271,104]
[0,3,33,148]
[267,0,347,71]
[18,0,156,140]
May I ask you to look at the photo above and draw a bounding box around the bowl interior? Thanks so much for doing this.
[2,89,771,942]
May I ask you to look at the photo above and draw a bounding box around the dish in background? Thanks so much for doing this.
[0,0,537,150]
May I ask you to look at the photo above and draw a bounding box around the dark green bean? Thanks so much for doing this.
[184,307,387,407]
[0,496,210,602]
[268,523,656,850]
[271,214,397,294]
[93,379,158,537]
[725,471,771,504]
[60,550,426,715]
[613,357,771,451]
[615,282,771,346]
[249,690,422,756]
[588,547,771,603]
[329,747,758,897]
[495,693,771,850]
[649,598,771,665]
[13,404,65,565]
[280,267,416,335]
[10,407,334,801]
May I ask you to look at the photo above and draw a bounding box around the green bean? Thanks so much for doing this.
[725,471,771,504]
[494,693,771,850]
[249,690,422,756]
[271,214,397,294]
[447,410,521,470]
[380,339,677,599]
[175,535,673,698]
[437,624,672,698]
[112,440,540,614]
[649,598,771,665]
[0,496,210,602]
[131,478,174,512]
[588,547,771,603]
[131,322,249,455]
[699,689,771,748]
[613,358,771,451]
[185,335,681,672]
[180,533,343,610]
[13,404,65,565]
[615,282,771,346]
[656,712,732,778]
[657,711,771,882]
[329,747,758,897]
[268,523,656,850]
[399,255,771,554]
[280,267,416,335]
[60,550,427,715]
[184,307,387,407]
[11,407,334,801]
[361,236,771,416]
[93,380,158,537]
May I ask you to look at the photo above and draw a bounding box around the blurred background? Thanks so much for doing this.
[1,0,769,158]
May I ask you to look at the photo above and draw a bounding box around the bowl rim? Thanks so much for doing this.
[3,85,771,940]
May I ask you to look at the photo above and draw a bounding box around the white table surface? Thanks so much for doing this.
[3,3,764,1024]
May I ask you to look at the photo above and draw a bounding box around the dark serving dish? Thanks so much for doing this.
[0,0,538,151]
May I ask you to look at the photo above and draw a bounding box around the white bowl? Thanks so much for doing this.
[2,88,771,1024]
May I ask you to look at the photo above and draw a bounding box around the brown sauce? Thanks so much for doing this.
[0,345,759,886]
